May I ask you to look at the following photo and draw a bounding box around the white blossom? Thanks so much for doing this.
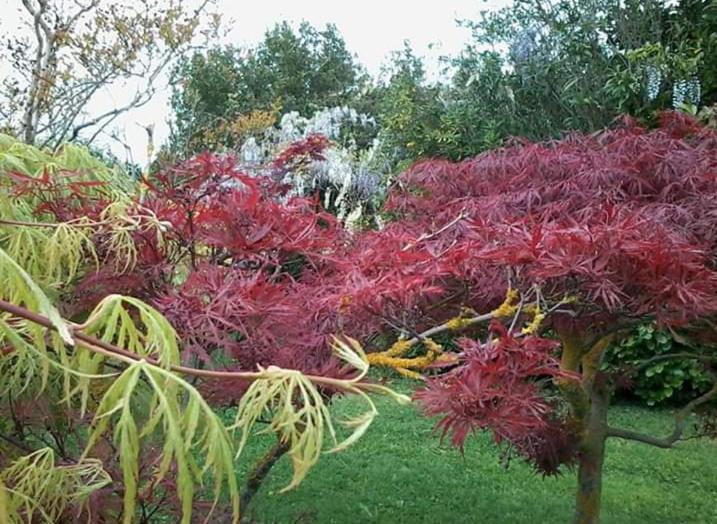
[673,76,701,108]
[237,105,387,227]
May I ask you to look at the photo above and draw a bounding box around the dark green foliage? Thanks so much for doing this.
[170,47,244,152]
[374,45,510,163]
[168,2,717,171]
[237,21,363,115]
[373,43,445,164]
[170,21,366,153]
[661,0,717,105]
[436,50,514,157]
[375,1,716,166]
[606,324,711,406]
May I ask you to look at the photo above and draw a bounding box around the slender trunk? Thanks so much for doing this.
[573,382,609,524]
[239,439,289,523]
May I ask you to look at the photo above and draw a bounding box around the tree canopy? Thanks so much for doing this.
[170,21,367,153]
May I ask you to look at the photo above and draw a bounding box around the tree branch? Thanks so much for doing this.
[401,211,466,251]
[0,299,376,391]
[21,0,52,143]
[0,218,111,229]
[0,431,35,454]
[607,381,717,448]
[239,439,289,520]
[632,352,717,373]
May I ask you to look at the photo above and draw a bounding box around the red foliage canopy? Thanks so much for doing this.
[384,112,717,323]
[33,114,717,474]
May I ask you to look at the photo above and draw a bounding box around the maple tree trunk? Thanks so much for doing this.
[240,438,289,523]
[555,328,615,524]
[572,382,609,524]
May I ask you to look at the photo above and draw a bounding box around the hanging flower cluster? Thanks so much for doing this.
[672,76,701,108]
[236,106,388,227]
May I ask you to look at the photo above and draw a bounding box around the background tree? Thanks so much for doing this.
[432,49,515,158]
[0,0,217,148]
[661,0,717,106]
[375,0,715,167]
[170,21,367,153]
[371,42,446,167]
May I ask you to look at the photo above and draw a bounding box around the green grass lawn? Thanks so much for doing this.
[236,379,717,524]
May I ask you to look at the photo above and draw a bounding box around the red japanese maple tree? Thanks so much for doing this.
[379,113,717,523]
[136,116,717,523]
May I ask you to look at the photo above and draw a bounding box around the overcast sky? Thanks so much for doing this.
[1,0,510,164]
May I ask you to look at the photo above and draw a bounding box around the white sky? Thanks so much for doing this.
[0,0,511,164]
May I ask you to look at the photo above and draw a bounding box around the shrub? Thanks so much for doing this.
[359,112,717,523]
[606,323,712,405]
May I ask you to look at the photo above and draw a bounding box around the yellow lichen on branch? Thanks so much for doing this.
[384,339,414,357]
[521,305,545,335]
[491,288,520,318]
[367,337,446,379]
[445,307,477,330]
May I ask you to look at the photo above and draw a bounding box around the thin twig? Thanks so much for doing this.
[632,352,717,373]
[401,212,466,251]
[0,431,35,454]
[403,311,494,347]
[0,218,110,229]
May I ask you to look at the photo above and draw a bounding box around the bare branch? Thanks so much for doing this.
[401,211,466,251]
[69,51,173,144]
[397,310,494,348]
[607,381,717,448]
[64,0,99,30]
[632,352,717,374]
[8,0,215,147]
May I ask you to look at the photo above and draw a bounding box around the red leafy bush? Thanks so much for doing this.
[6,112,717,521]
[6,168,110,222]
[271,133,331,172]
[385,112,717,322]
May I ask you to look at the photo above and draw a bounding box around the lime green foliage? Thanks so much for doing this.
[241,381,717,524]
[605,323,711,405]
[0,250,406,523]
[0,136,135,288]
[82,361,240,524]
[1,222,97,288]
[0,134,133,197]
[80,294,181,369]
[0,245,73,345]
[0,136,407,522]
[0,268,405,522]
[0,448,111,523]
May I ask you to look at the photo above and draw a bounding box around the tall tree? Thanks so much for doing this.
[462,0,712,137]
[0,0,217,148]
[365,112,717,523]
[372,42,446,165]
[170,21,366,153]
